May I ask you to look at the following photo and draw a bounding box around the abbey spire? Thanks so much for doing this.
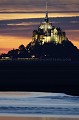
[45,2,49,22]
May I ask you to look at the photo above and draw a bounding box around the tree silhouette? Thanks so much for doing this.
[18,44,28,58]
[8,49,18,59]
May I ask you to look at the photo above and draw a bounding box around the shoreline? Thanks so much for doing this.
[0,116,79,120]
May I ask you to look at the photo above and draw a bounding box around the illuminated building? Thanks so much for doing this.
[32,2,67,44]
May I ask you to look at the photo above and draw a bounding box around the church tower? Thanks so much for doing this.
[32,2,67,44]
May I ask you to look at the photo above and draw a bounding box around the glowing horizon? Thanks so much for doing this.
[0,13,79,20]
[0,34,79,54]
[0,35,31,54]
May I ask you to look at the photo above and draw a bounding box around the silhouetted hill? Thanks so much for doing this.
[0,39,79,95]
[26,39,79,61]
[0,39,79,62]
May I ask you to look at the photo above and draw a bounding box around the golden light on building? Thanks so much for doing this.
[32,3,67,45]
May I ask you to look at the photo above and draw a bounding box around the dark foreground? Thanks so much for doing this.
[0,59,79,96]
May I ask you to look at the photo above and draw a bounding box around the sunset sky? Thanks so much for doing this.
[0,0,79,54]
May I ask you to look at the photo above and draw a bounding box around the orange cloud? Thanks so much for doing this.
[0,13,79,20]
[71,40,79,49]
[66,30,79,48]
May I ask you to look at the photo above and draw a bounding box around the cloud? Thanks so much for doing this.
[0,0,79,13]
[0,16,79,43]
[0,16,79,30]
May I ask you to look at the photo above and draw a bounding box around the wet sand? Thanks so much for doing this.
[0,116,79,120]
[0,92,32,96]
[0,92,49,97]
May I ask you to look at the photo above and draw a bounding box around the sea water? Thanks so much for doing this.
[0,92,79,117]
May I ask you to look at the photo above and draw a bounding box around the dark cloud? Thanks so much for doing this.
[0,0,79,12]
[0,16,79,41]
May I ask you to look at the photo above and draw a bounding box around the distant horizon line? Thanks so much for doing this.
[0,11,79,14]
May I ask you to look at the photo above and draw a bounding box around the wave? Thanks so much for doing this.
[0,106,79,115]
[0,92,79,116]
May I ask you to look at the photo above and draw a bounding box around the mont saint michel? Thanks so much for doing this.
[0,3,79,95]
